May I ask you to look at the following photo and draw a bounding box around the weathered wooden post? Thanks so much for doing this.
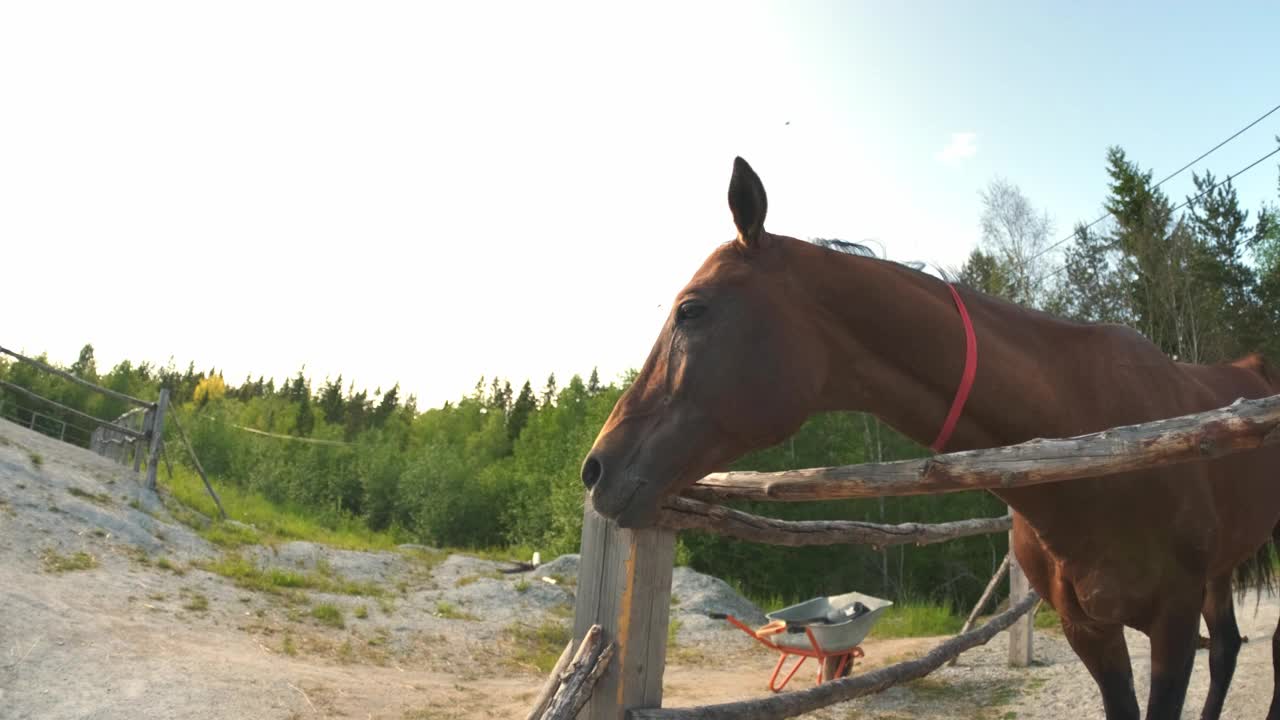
[1008,515,1033,667]
[145,388,169,490]
[134,406,153,473]
[573,501,676,719]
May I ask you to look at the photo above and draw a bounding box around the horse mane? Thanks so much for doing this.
[809,238,929,273]
[810,238,878,257]
[1231,352,1280,391]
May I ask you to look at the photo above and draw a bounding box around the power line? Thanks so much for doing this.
[1046,143,1280,281]
[1030,101,1280,262]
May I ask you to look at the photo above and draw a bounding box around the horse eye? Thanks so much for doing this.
[677,301,706,323]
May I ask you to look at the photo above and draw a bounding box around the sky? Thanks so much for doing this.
[2,1,1278,410]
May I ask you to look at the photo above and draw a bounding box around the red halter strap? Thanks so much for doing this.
[930,283,978,453]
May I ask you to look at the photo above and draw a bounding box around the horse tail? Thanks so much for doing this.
[1234,525,1280,602]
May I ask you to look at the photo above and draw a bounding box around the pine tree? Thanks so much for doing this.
[508,380,537,441]
[70,344,97,380]
[1059,222,1128,323]
[1104,146,1207,359]
[957,249,1014,299]
[1186,170,1263,358]
[319,376,345,425]
[344,384,370,440]
[587,367,601,395]
[372,384,400,427]
[541,373,557,408]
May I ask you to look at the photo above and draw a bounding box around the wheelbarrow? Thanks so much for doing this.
[711,591,893,692]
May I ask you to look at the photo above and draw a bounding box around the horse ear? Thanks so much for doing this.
[728,156,768,250]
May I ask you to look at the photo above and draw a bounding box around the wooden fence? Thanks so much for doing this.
[0,345,169,490]
[561,393,1280,719]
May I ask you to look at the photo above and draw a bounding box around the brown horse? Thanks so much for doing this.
[582,157,1280,719]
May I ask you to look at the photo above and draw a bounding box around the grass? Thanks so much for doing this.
[872,600,964,639]
[41,549,98,573]
[28,451,43,469]
[354,604,369,619]
[514,579,530,593]
[68,487,113,505]
[156,557,186,575]
[197,553,384,598]
[505,619,571,672]
[545,573,576,588]
[311,603,345,628]
[434,601,479,621]
[455,571,502,588]
[464,545,537,564]
[1034,602,1061,631]
[164,464,401,552]
[183,593,210,612]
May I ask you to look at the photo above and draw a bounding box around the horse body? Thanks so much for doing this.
[583,157,1280,719]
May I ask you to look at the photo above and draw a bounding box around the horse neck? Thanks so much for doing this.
[803,253,1030,449]
[797,250,1099,529]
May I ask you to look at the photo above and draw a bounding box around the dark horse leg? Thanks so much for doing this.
[1268,608,1280,720]
[1144,601,1201,720]
[1199,575,1243,720]
[1063,621,1140,720]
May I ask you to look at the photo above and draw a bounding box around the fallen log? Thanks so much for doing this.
[542,624,615,720]
[525,640,574,720]
[628,592,1039,720]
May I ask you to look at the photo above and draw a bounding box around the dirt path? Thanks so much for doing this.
[2,418,1278,719]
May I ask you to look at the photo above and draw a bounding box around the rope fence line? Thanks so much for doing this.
[232,424,353,446]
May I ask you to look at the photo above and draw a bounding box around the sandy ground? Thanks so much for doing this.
[2,417,1278,720]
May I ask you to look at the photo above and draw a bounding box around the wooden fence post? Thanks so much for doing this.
[573,500,676,719]
[145,388,169,491]
[1008,516,1033,667]
[134,407,153,473]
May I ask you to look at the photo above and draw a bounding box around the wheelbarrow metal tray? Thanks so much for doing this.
[766,591,893,652]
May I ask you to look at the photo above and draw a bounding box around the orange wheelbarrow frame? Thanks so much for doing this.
[716,614,865,693]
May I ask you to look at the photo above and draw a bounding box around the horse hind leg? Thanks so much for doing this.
[1143,597,1201,720]
[1265,525,1280,720]
[1269,621,1280,720]
[1199,574,1243,720]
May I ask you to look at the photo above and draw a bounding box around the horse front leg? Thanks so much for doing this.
[1199,575,1243,720]
[1062,620,1140,720]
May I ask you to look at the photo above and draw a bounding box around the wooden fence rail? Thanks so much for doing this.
[0,380,145,439]
[684,394,1280,503]
[658,496,1011,548]
[0,345,153,408]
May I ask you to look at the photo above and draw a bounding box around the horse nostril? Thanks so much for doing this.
[582,456,603,490]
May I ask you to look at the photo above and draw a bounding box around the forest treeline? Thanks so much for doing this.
[2,142,1277,609]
